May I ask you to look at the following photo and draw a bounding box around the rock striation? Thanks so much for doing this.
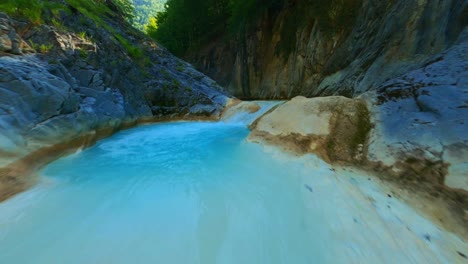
[188,0,466,99]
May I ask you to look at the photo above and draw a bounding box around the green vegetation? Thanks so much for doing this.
[78,48,88,58]
[39,44,54,53]
[65,0,113,28]
[324,101,370,162]
[0,0,64,25]
[228,0,282,34]
[132,0,167,30]
[352,102,371,154]
[114,33,144,59]
[112,0,136,23]
[0,0,135,26]
[51,18,63,29]
[0,0,148,61]
[28,40,53,53]
[148,0,361,57]
[146,0,230,56]
[77,31,87,39]
[28,40,39,51]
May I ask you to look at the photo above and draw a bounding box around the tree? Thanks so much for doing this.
[132,0,167,30]
[147,0,360,57]
[111,0,136,22]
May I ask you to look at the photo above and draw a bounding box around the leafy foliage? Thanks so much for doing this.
[149,0,361,57]
[66,0,135,26]
[132,0,167,30]
[0,0,145,61]
[147,0,229,56]
[228,0,282,34]
[114,33,144,59]
[0,0,65,25]
[0,0,135,26]
[112,0,136,23]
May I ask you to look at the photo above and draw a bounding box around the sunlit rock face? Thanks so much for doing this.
[0,11,229,201]
[220,100,282,126]
[221,100,261,122]
[0,13,27,54]
[248,96,369,164]
[365,35,468,193]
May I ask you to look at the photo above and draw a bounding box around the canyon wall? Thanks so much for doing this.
[188,0,467,99]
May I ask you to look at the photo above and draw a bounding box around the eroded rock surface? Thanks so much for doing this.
[0,11,229,201]
[365,34,468,192]
[221,100,260,120]
[248,36,468,236]
[249,96,370,163]
[188,0,466,99]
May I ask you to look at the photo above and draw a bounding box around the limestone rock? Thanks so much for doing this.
[0,11,230,201]
[363,37,468,192]
[0,14,24,54]
[249,96,370,163]
[187,0,466,100]
[221,100,261,121]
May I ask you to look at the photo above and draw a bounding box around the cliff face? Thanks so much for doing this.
[188,0,467,99]
[0,8,230,200]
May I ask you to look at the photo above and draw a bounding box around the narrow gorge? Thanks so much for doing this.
[0,0,467,263]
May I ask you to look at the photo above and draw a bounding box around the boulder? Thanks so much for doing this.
[248,96,370,163]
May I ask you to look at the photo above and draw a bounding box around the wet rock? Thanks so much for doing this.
[220,100,261,121]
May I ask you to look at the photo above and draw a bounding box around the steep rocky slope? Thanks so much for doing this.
[0,8,230,201]
[188,0,466,99]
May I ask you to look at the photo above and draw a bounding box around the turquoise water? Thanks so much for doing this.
[0,122,323,263]
[0,121,466,263]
